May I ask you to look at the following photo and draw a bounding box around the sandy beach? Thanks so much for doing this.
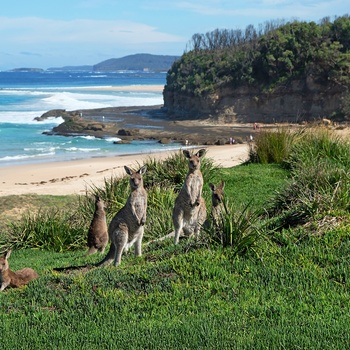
[82,84,164,92]
[0,144,250,197]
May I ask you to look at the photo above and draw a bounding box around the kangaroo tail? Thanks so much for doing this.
[94,243,115,267]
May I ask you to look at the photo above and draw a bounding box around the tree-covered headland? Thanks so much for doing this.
[164,15,350,122]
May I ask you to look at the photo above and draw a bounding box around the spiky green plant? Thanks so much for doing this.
[206,200,264,256]
[145,186,177,242]
[268,127,350,228]
[1,208,86,252]
[142,150,220,192]
[79,175,130,223]
[249,127,296,164]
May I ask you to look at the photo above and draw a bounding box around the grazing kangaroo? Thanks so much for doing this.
[85,196,108,256]
[96,165,147,266]
[208,181,225,226]
[172,149,207,244]
[0,250,38,291]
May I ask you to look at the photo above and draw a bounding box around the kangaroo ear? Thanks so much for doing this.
[209,183,216,191]
[5,250,12,260]
[220,181,225,190]
[138,165,147,175]
[124,166,133,176]
[196,149,206,158]
[183,150,192,159]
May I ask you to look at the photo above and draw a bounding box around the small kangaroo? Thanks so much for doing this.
[85,196,108,256]
[208,181,225,226]
[0,250,38,291]
[96,165,147,266]
[172,149,207,244]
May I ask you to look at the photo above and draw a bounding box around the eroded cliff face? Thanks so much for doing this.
[163,78,348,123]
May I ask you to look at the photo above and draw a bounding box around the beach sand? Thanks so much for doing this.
[0,144,250,197]
[81,85,164,92]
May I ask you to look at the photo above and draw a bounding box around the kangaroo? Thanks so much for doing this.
[172,149,207,244]
[85,196,108,256]
[0,250,38,291]
[96,165,147,266]
[208,181,225,226]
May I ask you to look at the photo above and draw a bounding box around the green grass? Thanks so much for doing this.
[1,236,349,349]
[1,131,349,349]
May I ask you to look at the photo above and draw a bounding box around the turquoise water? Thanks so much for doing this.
[0,71,181,166]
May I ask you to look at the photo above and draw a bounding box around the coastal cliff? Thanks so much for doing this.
[163,78,347,123]
[163,16,350,123]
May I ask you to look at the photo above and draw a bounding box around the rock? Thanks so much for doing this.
[158,138,171,144]
[117,129,133,136]
[86,123,105,131]
[214,139,227,145]
[34,109,68,121]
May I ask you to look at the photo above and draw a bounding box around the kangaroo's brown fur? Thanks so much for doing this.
[172,149,207,244]
[0,250,38,291]
[209,181,225,226]
[85,196,108,256]
[96,165,148,266]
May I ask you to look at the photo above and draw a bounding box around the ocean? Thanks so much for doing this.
[0,70,181,167]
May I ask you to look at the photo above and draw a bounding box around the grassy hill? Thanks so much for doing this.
[0,127,349,348]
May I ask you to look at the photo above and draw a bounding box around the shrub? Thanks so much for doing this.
[145,186,177,242]
[268,128,350,228]
[248,127,296,164]
[143,150,220,192]
[206,200,264,256]
[1,208,86,252]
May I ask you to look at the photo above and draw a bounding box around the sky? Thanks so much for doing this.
[0,0,348,70]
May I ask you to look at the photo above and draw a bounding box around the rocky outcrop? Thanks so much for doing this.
[34,109,70,121]
[164,78,349,123]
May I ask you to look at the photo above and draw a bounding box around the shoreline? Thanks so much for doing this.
[0,144,250,196]
[80,84,164,92]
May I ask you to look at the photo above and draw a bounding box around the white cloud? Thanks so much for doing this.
[174,0,347,21]
[0,16,184,46]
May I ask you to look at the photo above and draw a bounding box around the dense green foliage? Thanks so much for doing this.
[166,15,350,97]
[249,127,350,231]
[1,130,349,348]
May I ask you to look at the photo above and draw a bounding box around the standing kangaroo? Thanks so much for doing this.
[85,196,108,256]
[209,181,225,226]
[0,250,38,291]
[172,149,207,244]
[96,165,147,266]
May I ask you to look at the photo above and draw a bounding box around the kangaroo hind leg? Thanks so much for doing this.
[113,224,129,266]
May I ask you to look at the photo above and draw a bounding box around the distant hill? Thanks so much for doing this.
[9,68,44,72]
[46,54,179,72]
[93,54,180,72]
